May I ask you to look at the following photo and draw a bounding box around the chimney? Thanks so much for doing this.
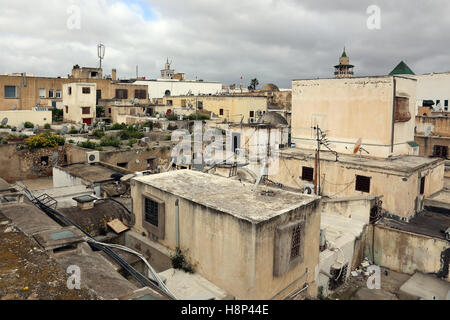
[72,195,96,210]
[112,69,117,81]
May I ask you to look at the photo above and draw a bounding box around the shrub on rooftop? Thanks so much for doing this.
[24,132,65,149]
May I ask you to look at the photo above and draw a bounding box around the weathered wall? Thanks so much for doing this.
[415,136,450,158]
[291,76,416,158]
[0,143,66,182]
[131,180,321,299]
[270,154,444,220]
[416,116,450,137]
[367,224,450,282]
[100,147,161,172]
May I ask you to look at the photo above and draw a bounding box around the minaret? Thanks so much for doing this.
[161,58,175,79]
[334,48,354,78]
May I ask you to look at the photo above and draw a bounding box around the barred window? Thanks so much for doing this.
[290,225,301,260]
[82,87,91,94]
[134,90,147,99]
[301,166,314,181]
[144,198,159,227]
[115,89,128,99]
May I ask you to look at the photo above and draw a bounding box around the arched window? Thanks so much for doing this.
[165,90,171,96]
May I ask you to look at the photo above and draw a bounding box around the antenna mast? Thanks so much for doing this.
[97,42,105,69]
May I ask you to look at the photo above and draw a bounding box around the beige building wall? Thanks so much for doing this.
[130,179,321,299]
[270,154,444,220]
[0,110,52,127]
[62,83,96,124]
[161,96,268,123]
[291,76,416,158]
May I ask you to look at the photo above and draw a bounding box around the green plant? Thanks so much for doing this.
[44,123,51,129]
[52,108,63,122]
[24,132,65,149]
[128,138,137,147]
[165,134,171,141]
[24,121,34,129]
[92,129,105,138]
[77,140,99,150]
[170,247,196,273]
[69,126,78,134]
[109,123,127,131]
[187,113,210,120]
[100,135,121,148]
[167,123,178,131]
[161,146,170,152]
[166,113,178,121]
[68,139,75,144]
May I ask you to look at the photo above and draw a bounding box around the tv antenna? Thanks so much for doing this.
[97,42,105,69]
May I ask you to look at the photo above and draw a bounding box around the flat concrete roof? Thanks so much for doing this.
[133,170,319,224]
[280,148,443,174]
[56,163,123,184]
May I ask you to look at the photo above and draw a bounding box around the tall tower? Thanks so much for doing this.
[334,48,354,78]
[160,58,175,79]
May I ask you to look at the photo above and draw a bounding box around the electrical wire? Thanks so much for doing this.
[19,185,177,300]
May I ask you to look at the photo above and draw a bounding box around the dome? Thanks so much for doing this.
[257,112,288,126]
[260,83,279,92]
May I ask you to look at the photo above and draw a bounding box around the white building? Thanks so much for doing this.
[415,72,450,112]
[62,82,97,125]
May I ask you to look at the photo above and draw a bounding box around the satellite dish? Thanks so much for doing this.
[33,124,39,132]
[18,123,24,131]
[51,152,59,166]
[61,125,68,135]
[353,138,362,154]
[425,126,432,137]
[1,118,8,126]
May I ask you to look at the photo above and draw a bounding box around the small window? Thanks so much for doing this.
[197,101,203,109]
[68,87,72,95]
[436,100,441,105]
[433,145,448,158]
[65,106,68,113]
[39,88,46,98]
[40,156,49,166]
[117,162,128,168]
[219,108,224,116]
[355,175,371,193]
[144,198,159,227]
[108,108,111,114]
[82,107,90,114]
[290,225,302,261]
[82,87,91,94]
[48,90,54,98]
[116,89,128,99]
[420,176,425,195]
[249,110,255,118]
[167,100,173,106]
[4,86,17,98]
[301,166,314,181]
[56,90,61,98]
[445,100,449,107]
[90,71,98,78]
[134,90,147,99]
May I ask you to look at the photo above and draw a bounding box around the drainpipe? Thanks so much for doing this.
[175,199,179,248]
[390,77,396,154]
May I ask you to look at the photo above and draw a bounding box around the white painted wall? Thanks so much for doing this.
[416,73,450,112]
[0,110,52,127]
[52,167,83,188]
[134,79,223,99]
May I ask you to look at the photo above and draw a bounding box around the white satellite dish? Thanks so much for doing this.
[18,123,24,131]
[33,124,39,132]
[1,118,8,126]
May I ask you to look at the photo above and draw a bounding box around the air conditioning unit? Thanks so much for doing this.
[303,184,315,195]
[86,151,100,164]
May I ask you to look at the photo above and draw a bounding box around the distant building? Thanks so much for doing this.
[334,48,354,78]
[62,82,97,125]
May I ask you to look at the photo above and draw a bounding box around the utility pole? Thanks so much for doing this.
[313,125,321,196]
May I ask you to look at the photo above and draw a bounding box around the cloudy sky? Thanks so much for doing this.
[0,0,448,87]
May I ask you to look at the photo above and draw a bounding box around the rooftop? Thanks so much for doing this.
[280,148,443,174]
[133,170,319,224]
[56,162,131,184]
